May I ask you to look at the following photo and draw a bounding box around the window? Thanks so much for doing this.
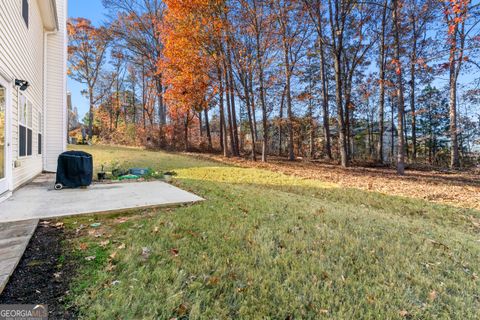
[37,110,42,155]
[18,93,33,157]
[22,0,29,28]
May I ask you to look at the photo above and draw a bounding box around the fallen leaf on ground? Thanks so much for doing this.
[207,276,220,286]
[79,243,88,251]
[177,304,188,316]
[193,153,480,211]
[85,256,96,261]
[115,217,129,224]
[170,248,179,256]
[106,263,116,272]
[428,290,437,301]
[399,310,409,317]
[100,240,110,247]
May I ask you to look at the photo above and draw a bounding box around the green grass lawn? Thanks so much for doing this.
[64,145,480,319]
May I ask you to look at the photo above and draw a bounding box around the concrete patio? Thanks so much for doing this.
[0,174,203,293]
[0,174,204,223]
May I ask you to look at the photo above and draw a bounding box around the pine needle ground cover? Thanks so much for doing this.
[63,145,480,319]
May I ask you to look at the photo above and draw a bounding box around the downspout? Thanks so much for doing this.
[61,0,68,153]
[43,31,56,171]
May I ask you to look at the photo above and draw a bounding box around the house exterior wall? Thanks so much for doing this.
[0,0,45,189]
[44,0,67,172]
[0,0,66,190]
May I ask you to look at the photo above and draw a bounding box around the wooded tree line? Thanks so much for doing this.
[67,0,480,173]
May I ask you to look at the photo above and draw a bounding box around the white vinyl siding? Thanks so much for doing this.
[0,0,66,189]
[0,0,45,188]
[45,0,67,172]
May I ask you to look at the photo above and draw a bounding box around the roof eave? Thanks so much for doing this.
[38,0,59,32]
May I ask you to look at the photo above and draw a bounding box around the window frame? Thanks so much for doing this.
[18,93,33,158]
[22,0,29,28]
[37,109,42,155]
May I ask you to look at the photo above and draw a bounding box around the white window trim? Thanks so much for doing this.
[22,0,29,29]
[18,92,34,158]
[37,109,43,157]
[0,75,13,193]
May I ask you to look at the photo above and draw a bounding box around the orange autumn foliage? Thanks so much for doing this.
[162,0,226,118]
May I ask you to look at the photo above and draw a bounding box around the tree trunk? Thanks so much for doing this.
[253,0,268,162]
[184,114,189,152]
[391,96,395,162]
[244,76,257,161]
[404,109,409,158]
[227,43,240,156]
[448,27,460,168]
[318,37,332,160]
[282,37,295,161]
[428,107,433,164]
[449,65,460,168]
[278,86,286,156]
[333,52,348,167]
[309,100,315,159]
[218,65,229,157]
[204,108,212,151]
[392,0,405,175]
[307,0,332,160]
[88,85,94,139]
[328,0,348,167]
[224,61,236,156]
[219,110,224,151]
[277,4,295,161]
[410,35,417,159]
[156,77,165,147]
[344,87,352,160]
[377,0,387,163]
[141,65,147,130]
[247,73,258,142]
[132,81,137,126]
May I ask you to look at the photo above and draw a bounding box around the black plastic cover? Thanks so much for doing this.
[55,151,93,188]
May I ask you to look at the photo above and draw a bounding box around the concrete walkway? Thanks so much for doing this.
[0,219,38,293]
[0,174,204,293]
[0,174,204,223]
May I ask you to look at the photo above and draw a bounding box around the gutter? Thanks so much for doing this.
[51,0,59,31]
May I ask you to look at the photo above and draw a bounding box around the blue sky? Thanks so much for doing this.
[68,0,106,120]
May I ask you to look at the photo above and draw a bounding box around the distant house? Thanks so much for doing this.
[0,0,67,200]
[352,122,398,162]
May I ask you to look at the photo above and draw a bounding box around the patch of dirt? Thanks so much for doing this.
[190,153,480,211]
[0,221,78,319]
